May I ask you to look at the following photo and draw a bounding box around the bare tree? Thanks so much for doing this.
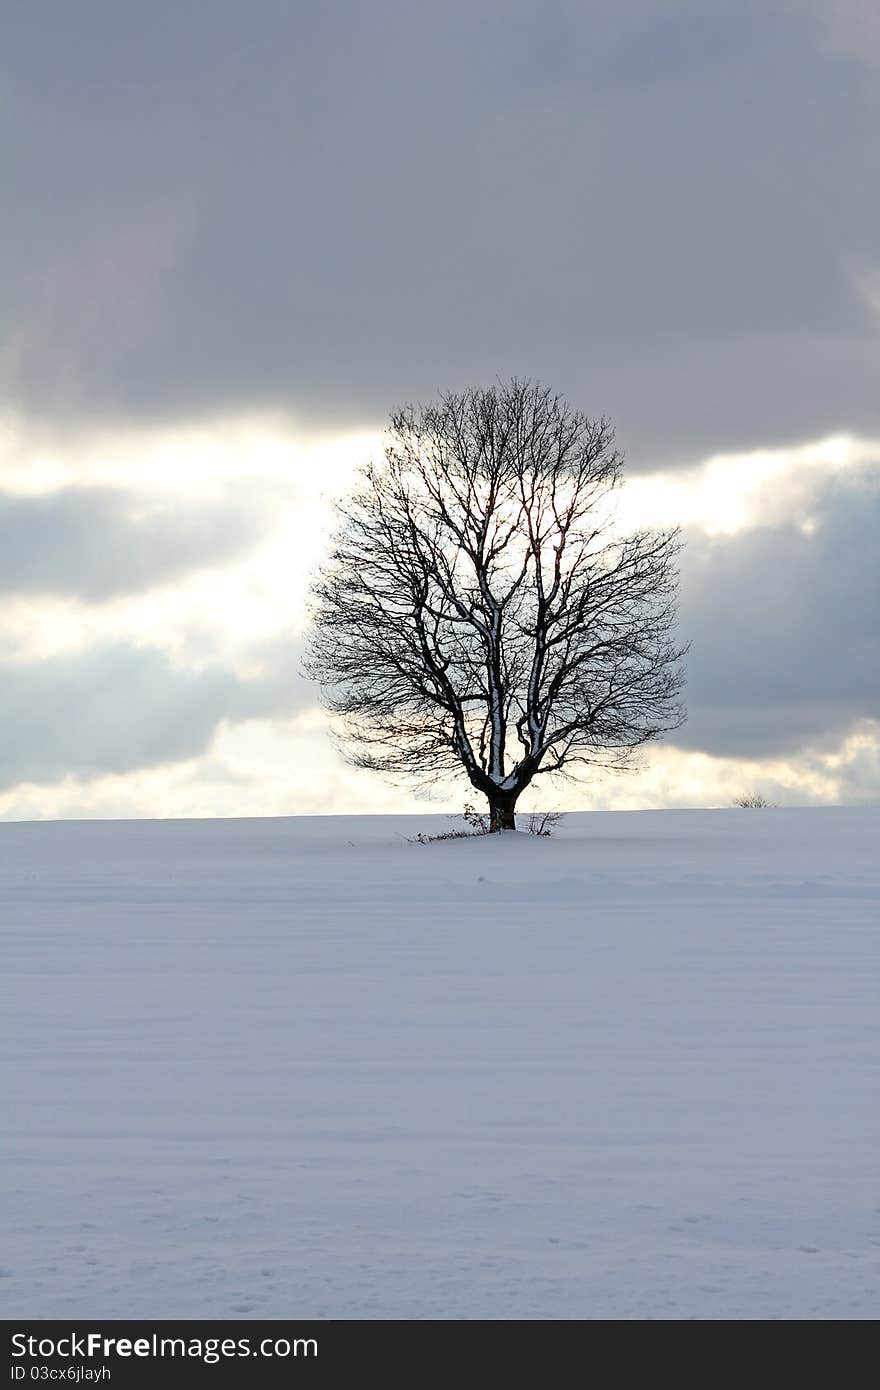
[307,381,686,830]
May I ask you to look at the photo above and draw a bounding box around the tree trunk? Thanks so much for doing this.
[488,799,517,832]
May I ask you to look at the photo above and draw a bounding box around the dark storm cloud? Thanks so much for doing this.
[0,641,307,790]
[3,2,878,465]
[677,467,880,758]
[0,487,269,599]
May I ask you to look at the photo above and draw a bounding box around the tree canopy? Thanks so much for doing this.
[307,380,686,829]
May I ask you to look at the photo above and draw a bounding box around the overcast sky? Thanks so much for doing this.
[2,0,878,819]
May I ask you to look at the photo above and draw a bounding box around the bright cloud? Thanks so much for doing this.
[620,433,880,534]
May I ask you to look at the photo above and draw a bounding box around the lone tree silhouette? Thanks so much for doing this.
[307,381,686,830]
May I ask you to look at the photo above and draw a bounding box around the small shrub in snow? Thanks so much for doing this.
[526,810,564,837]
[733,792,777,808]
[408,828,477,845]
[462,802,491,834]
[404,806,492,844]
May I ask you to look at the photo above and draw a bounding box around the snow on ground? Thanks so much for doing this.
[2,806,879,1320]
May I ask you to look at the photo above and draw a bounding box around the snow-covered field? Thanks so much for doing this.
[2,807,878,1320]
